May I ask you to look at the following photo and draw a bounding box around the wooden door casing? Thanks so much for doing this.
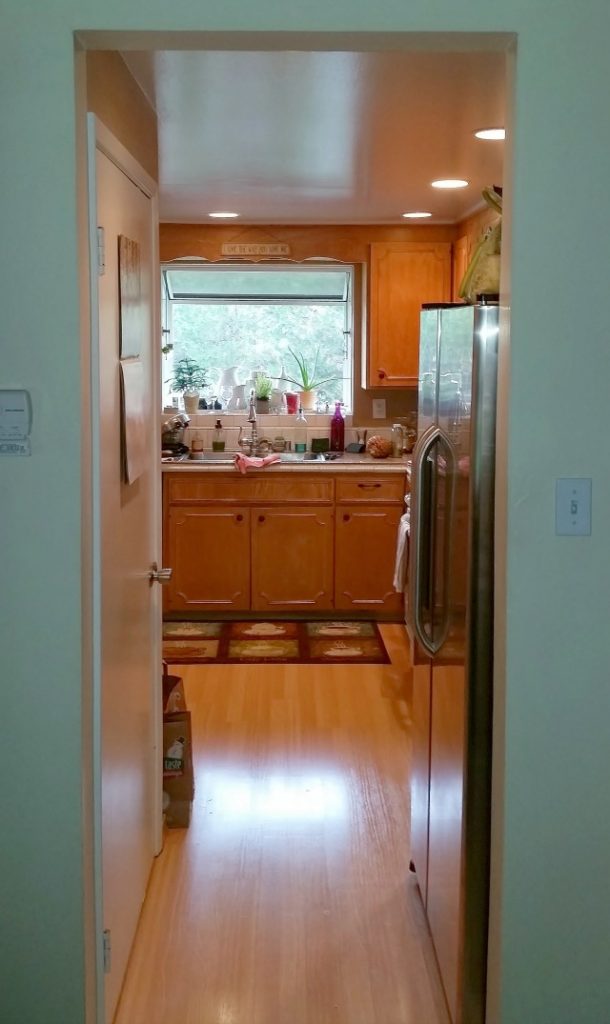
[166,505,251,611]
[251,505,334,610]
[334,504,404,612]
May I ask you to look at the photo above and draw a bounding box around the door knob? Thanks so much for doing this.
[149,563,173,584]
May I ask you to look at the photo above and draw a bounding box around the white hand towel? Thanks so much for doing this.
[393,513,410,592]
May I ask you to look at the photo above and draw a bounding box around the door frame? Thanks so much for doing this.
[85,113,162,1022]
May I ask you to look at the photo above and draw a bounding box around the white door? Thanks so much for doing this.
[88,118,162,1024]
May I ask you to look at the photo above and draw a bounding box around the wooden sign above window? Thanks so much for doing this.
[220,243,291,257]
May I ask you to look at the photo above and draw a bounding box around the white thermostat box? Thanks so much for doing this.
[0,390,32,455]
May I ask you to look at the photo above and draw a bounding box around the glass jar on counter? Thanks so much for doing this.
[391,423,405,457]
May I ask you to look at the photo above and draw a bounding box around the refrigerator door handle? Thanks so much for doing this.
[411,426,442,657]
[436,438,457,651]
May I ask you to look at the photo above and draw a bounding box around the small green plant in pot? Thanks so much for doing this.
[254,372,273,412]
[166,357,208,413]
[282,347,340,411]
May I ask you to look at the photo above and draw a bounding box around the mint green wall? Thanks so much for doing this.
[1,3,609,1022]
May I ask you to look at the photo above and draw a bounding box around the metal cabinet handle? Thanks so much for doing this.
[377,367,411,383]
[149,563,172,585]
[236,513,243,522]
[343,513,350,522]
[258,515,265,523]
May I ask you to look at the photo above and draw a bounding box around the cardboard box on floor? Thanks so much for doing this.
[163,708,194,827]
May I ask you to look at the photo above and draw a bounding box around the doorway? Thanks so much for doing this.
[78,28,511,1019]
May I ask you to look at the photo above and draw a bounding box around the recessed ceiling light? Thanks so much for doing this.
[431,179,469,190]
[474,127,506,141]
[208,211,239,219]
[402,211,432,219]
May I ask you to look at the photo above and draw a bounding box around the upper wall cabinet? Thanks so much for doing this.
[367,242,452,388]
[451,235,470,302]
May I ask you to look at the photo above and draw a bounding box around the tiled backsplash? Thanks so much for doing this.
[163,411,394,450]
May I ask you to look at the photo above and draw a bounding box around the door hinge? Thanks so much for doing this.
[97,227,106,276]
[102,928,111,974]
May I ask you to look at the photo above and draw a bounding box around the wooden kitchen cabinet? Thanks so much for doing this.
[165,504,250,611]
[368,241,451,388]
[452,235,469,301]
[251,506,334,611]
[334,474,405,613]
[335,505,404,612]
[163,470,405,617]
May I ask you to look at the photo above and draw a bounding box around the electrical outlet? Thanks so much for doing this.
[372,399,386,419]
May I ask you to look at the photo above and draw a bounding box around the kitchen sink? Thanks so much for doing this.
[278,452,324,462]
[188,451,237,463]
[181,450,326,465]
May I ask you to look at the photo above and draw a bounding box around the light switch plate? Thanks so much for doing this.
[555,478,592,535]
[372,398,386,419]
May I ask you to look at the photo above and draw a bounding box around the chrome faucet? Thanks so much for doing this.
[237,391,271,456]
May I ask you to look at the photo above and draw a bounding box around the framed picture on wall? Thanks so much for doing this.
[118,234,142,358]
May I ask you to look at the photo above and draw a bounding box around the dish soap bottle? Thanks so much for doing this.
[294,405,308,452]
[330,402,345,451]
[212,418,225,451]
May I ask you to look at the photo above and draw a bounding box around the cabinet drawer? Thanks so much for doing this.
[336,475,405,504]
[166,472,333,505]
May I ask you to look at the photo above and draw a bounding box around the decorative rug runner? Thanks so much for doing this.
[163,620,390,665]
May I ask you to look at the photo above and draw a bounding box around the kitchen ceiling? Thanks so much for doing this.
[122,48,506,225]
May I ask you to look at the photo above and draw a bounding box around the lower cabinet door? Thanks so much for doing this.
[166,505,250,611]
[251,505,334,610]
[334,505,404,612]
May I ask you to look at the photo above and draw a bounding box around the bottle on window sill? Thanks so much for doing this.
[330,402,345,451]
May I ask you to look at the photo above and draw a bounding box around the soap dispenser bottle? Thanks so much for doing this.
[330,402,345,451]
[294,406,308,452]
[212,419,225,451]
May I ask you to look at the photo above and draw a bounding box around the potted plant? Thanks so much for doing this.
[166,357,208,414]
[282,347,340,412]
[254,372,273,413]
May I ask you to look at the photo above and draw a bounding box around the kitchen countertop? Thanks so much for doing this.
[161,452,411,474]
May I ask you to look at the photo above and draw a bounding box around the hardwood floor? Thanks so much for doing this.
[115,625,450,1024]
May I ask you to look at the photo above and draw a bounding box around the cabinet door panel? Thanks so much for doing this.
[452,235,470,302]
[166,505,250,611]
[368,242,451,388]
[334,505,404,612]
[251,506,333,610]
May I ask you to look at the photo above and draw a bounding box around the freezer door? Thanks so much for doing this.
[418,307,440,436]
[437,303,475,463]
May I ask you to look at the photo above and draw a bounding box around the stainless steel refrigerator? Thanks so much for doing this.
[406,300,499,1024]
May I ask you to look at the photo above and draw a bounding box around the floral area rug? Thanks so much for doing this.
[162,620,390,665]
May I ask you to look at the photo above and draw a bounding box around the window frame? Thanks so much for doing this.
[161,261,354,412]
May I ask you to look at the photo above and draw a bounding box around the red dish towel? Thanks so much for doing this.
[233,452,281,474]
